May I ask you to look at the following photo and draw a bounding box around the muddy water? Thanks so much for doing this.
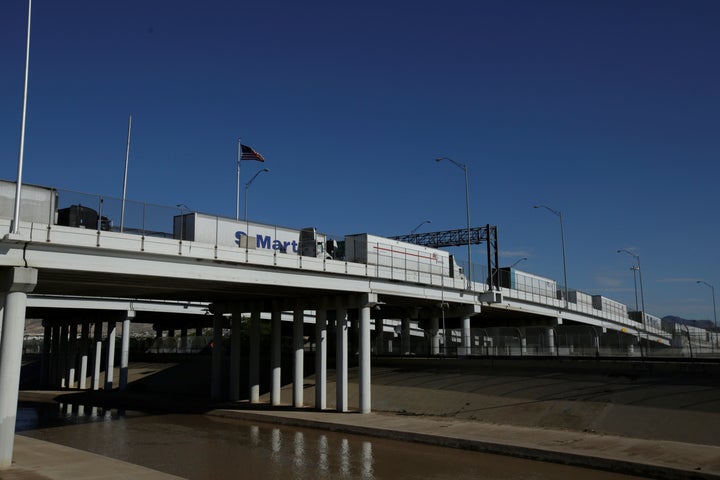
[17,403,649,480]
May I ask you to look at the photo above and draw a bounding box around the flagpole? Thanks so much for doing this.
[10,0,32,236]
[120,114,132,232]
[236,138,241,221]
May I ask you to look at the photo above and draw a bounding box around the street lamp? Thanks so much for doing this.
[534,205,569,308]
[630,266,640,314]
[436,157,472,289]
[510,257,527,268]
[244,168,270,221]
[697,280,718,348]
[410,220,431,235]
[618,249,645,318]
[619,249,646,355]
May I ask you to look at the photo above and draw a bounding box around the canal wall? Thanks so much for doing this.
[21,355,720,447]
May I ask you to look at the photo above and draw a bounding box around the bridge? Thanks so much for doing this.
[0,187,676,467]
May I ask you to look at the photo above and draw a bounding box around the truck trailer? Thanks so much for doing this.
[0,180,57,225]
[173,212,330,257]
[343,233,461,278]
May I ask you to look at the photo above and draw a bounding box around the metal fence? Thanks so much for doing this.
[55,188,181,238]
[374,325,720,359]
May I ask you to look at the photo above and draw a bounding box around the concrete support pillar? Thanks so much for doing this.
[67,323,78,389]
[58,323,68,388]
[0,267,37,469]
[0,296,4,344]
[50,324,60,388]
[594,334,600,355]
[40,321,51,388]
[430,316,440,355]
[462,314,471,356]
[359,303,372,414]
[401,317,411,355]
[119,312,133,391]
[315,300,327,410]
[91,321,103,391]
[79,322,89,390]
[521,336,527,356]
[249,306,261,403]
[335,303,348,412]
[374,318,384,355]
[211,311,223,400]
[229,310,242,402]
[271,304,282,406]
[328,307,336,358]
[293,307,304,408]
[180,327,188,353]
[104,320,116,390]
[547,327,556,355]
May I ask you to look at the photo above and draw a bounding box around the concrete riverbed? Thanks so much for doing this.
[7,356,720,479]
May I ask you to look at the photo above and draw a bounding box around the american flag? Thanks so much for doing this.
[240,144,265,162]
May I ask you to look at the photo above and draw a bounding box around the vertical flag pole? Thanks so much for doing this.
[236,138,242,221]
[120,114,132,232]
[10,0,32,236]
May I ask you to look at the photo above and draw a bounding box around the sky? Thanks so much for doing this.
[1,0,718,321]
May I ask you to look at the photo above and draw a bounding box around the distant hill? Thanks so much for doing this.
[662,315,716,331]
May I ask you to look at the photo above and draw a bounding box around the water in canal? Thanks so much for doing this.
[17,402,649,480]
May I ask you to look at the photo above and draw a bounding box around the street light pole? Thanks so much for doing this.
[10,0,32,236]
[630,266,640,314]
[244,168,270,222]
[510,257,527,269]
[534,205,569,308]
[697,280,718,348]
[619,249,646,356]
[436,157,471,290]
[618,249,645,318]
[410,220,431,235]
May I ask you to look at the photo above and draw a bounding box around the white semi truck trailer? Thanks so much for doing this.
[344,233,463,279]
[173,212,330,257]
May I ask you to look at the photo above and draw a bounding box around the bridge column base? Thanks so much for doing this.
[335,302,348,412]
[271,304,282,406]
[315,300,327,410]
[0,267,38,469]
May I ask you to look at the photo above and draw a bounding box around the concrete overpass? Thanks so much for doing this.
[0,214,670,468]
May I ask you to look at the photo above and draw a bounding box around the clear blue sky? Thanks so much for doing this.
[1,0,718,320]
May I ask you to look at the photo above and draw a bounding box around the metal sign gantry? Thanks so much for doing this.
[390,225,500,290]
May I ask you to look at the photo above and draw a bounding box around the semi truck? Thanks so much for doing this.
[0,180,57,225]
[343,233,462,278]
[173,212,330,257]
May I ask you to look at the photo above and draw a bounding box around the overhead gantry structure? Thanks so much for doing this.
[390,225,500,290]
